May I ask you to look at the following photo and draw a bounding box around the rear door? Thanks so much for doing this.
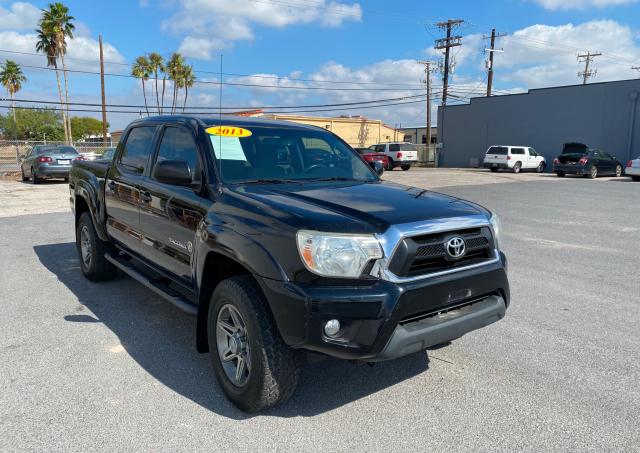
[601,151,617,174]
[510,147,526,168]
[105,125,158,256]
[138,125,208,284]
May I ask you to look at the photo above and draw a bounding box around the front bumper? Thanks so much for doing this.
[259,252,509,361]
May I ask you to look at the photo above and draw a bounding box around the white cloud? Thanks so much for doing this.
[532,0,637,10]
[163,0,361,59]
[0,1,40,30]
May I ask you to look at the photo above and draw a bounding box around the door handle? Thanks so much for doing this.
[140,191,152,203]
[107,180,116,191]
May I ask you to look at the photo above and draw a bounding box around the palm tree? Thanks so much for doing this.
[38,2,75,143]
[182,65,195,113]
[167,53,185,114]
[132,56,151,115]
[148,52,164,114]
[0,60,27,136]
[35,26,69,144]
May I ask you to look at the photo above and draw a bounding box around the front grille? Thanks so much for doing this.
[388,227,495,278]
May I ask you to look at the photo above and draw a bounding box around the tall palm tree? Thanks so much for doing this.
[182,65,195,113]
[39,2,75,144]
[167,53,185,114]
[0,60,27,136]
[35,27,69,144]
[148,52,164,114]
[132,56,151,115]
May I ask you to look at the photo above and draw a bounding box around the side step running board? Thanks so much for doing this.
[105,252,197,315]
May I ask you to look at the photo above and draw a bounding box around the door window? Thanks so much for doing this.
[153,127,201,183]
[119,126,157,173]
[529,148,538,157]
[511,148,525,155]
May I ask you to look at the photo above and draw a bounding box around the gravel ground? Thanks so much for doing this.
[1,169,639,452]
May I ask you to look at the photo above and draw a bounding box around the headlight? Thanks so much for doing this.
[490,212,502,250]
[296,230,383,278]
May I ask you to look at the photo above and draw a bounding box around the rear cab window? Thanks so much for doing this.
[118,126,157,173]
[486,146,508,155]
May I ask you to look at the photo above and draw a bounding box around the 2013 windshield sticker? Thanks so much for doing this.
[205,126,252,137]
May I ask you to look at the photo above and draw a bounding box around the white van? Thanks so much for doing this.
[483,146,546,174]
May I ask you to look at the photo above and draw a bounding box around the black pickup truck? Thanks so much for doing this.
[69,116,510,412]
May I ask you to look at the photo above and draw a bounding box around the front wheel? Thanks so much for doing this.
[208,276,303,412]
[556,171,565,177]
[401,164,411,171]
[588,166,598,179]
[387,158,395,171]
[490,167,499,173]
[615,165,622,177]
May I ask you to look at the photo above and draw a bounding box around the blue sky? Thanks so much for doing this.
[1,0,640,130]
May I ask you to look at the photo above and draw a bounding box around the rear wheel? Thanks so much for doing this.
[556,171,565,177]
[208,276,303,412]
[588,166,598,179]
[490,167,499,173]
[76,212,117,282]
[615,165,622,177]
[537,162,546,173]
[401,164,411,171]
[513,162,522,174]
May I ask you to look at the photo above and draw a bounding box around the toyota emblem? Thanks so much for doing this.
[445,236,466,259]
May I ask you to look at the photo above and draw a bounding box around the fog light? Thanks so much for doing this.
[324,319,341,337]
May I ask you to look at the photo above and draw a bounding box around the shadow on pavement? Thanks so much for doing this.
[34,242,429,419]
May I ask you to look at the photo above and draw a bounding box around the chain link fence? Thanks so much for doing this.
[0,140,114,174]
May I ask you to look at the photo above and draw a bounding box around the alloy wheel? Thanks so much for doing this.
[79,225,92,268]
[216,304,251,387]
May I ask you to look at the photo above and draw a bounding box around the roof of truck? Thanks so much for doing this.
[128,115,326,132]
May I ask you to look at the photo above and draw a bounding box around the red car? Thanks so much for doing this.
[354,148,390,171]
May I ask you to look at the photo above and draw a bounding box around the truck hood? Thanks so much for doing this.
[225,180,488,233]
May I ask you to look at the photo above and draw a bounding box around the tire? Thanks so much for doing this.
[64,177,69,183]
[615,165,622,177]
[387,158,395,171]
[512,162,522,174]
[490,167,499,173]
[76,211,117,282]
[401,164,411,171]
[31,168,39,184]
[536,162,546,173]
[556,171,565,177]
[632,176,640,182]
[208,276,303,412]
[588,166,598,179]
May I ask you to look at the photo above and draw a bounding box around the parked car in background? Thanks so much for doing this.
[483,146,546,173]
[354,147,389,172]
[20,145,83,183]
[626,156,640,181]
[369,142,418,170]
[553,143,624,178]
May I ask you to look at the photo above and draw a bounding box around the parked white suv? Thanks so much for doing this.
[627,156,640,181]
[370,142,419,171]
[483,146,546,174]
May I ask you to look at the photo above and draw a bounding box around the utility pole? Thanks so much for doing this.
[577,51,602,85]
[99,35,108,145]
[632,66,640,77]
[485,29,507,96]
[434,19,464,106]
[418,60,436,156]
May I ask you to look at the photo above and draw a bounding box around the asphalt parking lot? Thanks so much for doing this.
[1,168,639,451]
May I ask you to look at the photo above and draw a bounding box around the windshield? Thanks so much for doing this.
[562,143,588,155]
[487,146,508,155]
[207,125,378,183]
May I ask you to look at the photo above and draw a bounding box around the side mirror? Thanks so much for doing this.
[153,159,193,186]
[369,160,384,176]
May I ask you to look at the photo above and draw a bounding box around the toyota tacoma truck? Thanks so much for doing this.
[69,116,510,412]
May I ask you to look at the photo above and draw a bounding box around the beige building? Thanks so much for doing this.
[258,114,404,148]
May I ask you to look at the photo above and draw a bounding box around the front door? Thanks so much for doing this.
[105,125,158,256]
[138,126,207,284]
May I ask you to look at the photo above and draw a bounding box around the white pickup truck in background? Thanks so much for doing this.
[627,156,640,181]
[483,145,546,174]
[369,142,419,171]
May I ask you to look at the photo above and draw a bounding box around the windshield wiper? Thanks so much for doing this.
[305,177,360,182]
[235,179,303,185]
